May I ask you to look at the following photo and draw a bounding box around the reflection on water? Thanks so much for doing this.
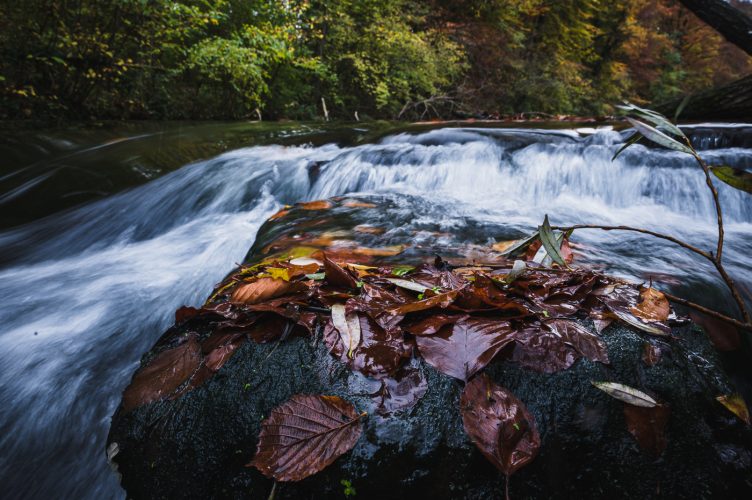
[0,122,750,498]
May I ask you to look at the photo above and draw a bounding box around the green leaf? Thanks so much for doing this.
[612,132,641,162]
[391,265,414,277]
[626,118,693,155]
[618,103,686,139]
[674,95,691,122]
[711,166,752,195]
[538,215,567,268]
[591,381,657,408]
[305,272,326,280]
[495,231,540,257]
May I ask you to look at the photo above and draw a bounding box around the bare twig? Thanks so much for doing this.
[663,292,751,331]
[552,224,711,259]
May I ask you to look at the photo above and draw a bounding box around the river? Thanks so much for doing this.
[0,120,751,498]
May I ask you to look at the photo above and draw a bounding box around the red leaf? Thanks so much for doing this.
[460,374,540,476]
[415,317,514,381]
[623,403,670,456]
[122,335,202,411]
[691,311,741,351]
[372,365,428,415]
[642,342,663,366]
[248,394,363,481]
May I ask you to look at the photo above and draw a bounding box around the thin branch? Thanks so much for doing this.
[663,292,752,331]
[551,224,711,259]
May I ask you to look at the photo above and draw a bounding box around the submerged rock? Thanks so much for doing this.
[108,198,752,499]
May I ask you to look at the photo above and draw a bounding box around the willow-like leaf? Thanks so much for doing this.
[711,166,752,194]
[537,215,567,268]
[626,118,693,155]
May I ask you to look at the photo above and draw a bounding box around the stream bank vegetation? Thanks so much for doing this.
[119,107,751,498]
[2,0,751,121]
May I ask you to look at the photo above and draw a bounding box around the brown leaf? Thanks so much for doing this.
[387,290,459,315]
[415,317,514,381]
[546,319,609,365]
[248,394,364,481]
[372,365,428,415]
[354,224,385,235]
[631,287,670,323]
[642,343,662,366]
[231,278,304,305]
[404,314,468,336]
[510,326,580,373]
[297,200,333,210]
[716,394,751,425]
[623,404,670,456]
[460,374,540,476]
[324,314,408,378]
[691,311,741,351]
[351,245,406,257]
[342,200,377,208]
[323,254,358,288]
[122,335,202,411]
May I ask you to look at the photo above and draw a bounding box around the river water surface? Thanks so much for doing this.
[1,121,751,498]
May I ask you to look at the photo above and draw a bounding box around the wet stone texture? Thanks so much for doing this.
[108,197,752,499]
[108,320,752,499]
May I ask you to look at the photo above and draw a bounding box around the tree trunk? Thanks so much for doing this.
[678,0,752,55]
[657,74,752,121]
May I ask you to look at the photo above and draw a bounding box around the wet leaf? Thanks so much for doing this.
[415,317,514,381]
[716,394,751,425]
[289,257,323,267]
[372,364,428,415]
[306,272,326,281]
[538,215,567,268]
[387,290,459,315]
[122,335,202,411]
[297,200,334,210]
[231,278,304,305]
[626,117,693,154]
[711,166,752,195]
[248,394,364,481]
[546,319,609,364]
[618,103,686,139]
[331,304,361,358]
[642,343,662,366]
[351,245,405,257]
[385,278,429,293]
[623,403,670,456]
[324,314,408,378]
[503,260,526,284]
[354,224,385,235]
[690,311,740,351]
[494,231,540,257]
[612,132,641,161]
[391,265,414,277]
[460,374,540,476]
[630,287,670,323]
[404,314,467,336]
[342,200,377,208]
[323,255,358,288]
[592,381,657,407]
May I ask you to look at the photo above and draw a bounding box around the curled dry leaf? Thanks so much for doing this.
[591,381,657,408]
[623,403,670,456]
[331,304,361,358]
[415,317,515,381]
[460,373,540,476]
[248,394,364,482]
[631,287,670,323]
[122,335,202,411]
[716,394,751,425]
[231,278,304,305]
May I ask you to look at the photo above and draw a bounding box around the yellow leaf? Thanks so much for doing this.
[717,394,750,425]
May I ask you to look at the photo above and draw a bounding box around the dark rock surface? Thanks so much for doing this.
[108,317,752,499]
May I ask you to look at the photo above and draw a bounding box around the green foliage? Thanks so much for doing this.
[0,0,750,119]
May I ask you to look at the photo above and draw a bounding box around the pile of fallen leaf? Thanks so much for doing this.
[119,200,751,489]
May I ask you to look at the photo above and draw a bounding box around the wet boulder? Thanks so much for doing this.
[107,197,752,499]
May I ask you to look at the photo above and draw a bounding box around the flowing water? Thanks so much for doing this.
[1,121,751,499]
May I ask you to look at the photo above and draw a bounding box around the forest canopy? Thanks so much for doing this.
[1,0,751,121]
